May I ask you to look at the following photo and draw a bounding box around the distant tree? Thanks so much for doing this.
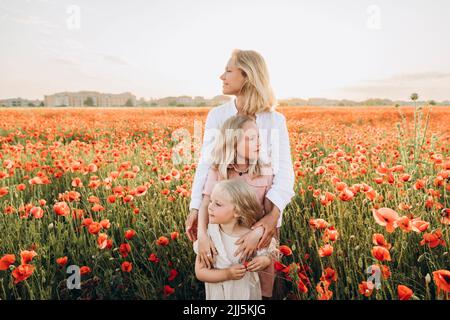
[169,101,177,107]
[410,93,419,101]
[27,102,35,107]
[429,100,436,106]
[150,102,158,106]
[196,102,206,107]
[40,102,44,106]
[84,97,94,106]
[125,98,133,107]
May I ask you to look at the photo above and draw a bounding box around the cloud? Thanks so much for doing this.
[102,54,130,66]
[366,72,450,84]
[52,56,81,66]
[2,11,59,29]
[337,71,450,100]
[0,3,60,35]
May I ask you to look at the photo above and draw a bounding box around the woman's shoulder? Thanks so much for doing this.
[256,109,286,127]
[207,99,234,116]
[271,110,287,124]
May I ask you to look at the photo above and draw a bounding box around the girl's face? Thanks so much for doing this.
[236,120,260,164]
[219,58,246,96]
[208,186,238,225]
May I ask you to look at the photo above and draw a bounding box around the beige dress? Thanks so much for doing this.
[202,167,279,297]
[194,224,277,300]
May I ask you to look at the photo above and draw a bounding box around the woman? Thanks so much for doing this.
[185,49,295,296]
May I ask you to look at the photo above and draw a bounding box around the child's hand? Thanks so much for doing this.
[245,256,271,272]
[198,234,218,269]
[234,227,264,263]
[226,264,247,280]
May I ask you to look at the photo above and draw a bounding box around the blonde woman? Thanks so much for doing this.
[185,49,295,294]
[193,179,278,300]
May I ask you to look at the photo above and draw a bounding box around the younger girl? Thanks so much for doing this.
[194,179,278,300]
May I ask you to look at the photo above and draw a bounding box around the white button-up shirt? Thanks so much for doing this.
[189,98,295,227]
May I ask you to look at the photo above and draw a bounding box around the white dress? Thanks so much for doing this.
[194,224,277,300]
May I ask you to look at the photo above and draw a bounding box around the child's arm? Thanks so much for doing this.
[246,237,279,272]
[195,255,246,283]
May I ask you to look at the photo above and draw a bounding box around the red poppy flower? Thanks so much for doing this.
[12,264,35,284]
[309,218,329,230]
[80,266,91,275]
[316,281,332,300]
[164,285,175,296]
[371,246,391,262]
[56,256,68,267]
[358,281,374,297]
[279,245,293,256]
[372,234,392,250]
[0,254,15,270]
[318,244,333,257]
[398,285,413,300]
[168,269,178,281]
[88,222,102,235]
[420,229,445,248]
[121,261,132,272]
[148,253,159,263]
[372,208,399,233]
[156,236,169,246]
[125,229,136,240]
[320,267,338,284]
[20,250,37,264]
[53,201,70,216]
[119,243,131,258]
[432,270,450,294]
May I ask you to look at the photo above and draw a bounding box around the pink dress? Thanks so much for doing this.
[202,166,277,297]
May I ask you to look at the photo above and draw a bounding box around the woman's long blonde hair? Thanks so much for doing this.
[231,49,277,115]
[215,179,262,228]
[211,114,271,180]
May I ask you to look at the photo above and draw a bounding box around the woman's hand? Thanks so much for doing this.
[185,209,199,242]
[198,234,218,269]
[252,212,278,249]
[234,227,264,263]
[245,255,271,272]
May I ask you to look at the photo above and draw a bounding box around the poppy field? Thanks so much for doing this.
[0,105,449,300]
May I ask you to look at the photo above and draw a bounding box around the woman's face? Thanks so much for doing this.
[208,186,237,224]
[219,58,246,95]
[236,120,260,164]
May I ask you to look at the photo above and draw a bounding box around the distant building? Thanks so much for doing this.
[211,95,231,106]
[44,91,136,107]
[0,98,42,107]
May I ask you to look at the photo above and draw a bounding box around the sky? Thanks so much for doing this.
[1,0,450,101]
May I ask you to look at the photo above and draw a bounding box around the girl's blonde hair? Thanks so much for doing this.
[215,179,262,228]
[211,114,271,180]
[231,49,277,115]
